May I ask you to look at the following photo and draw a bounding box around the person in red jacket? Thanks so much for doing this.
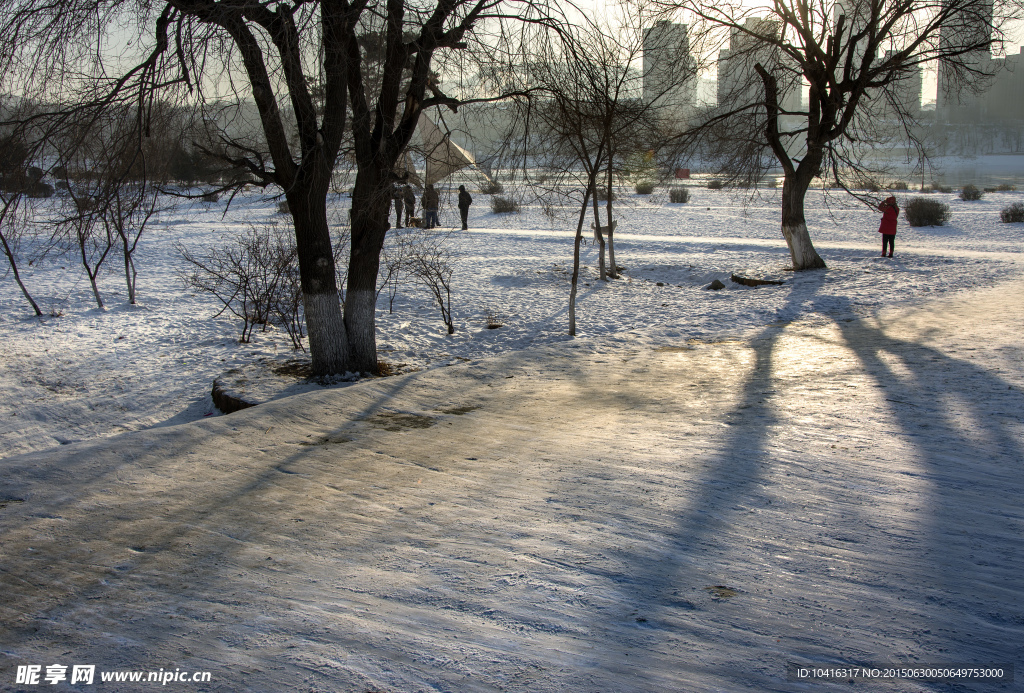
[878,196,899,257]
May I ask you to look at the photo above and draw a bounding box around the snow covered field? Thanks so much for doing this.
[2,184,1023,459]
[2,184,1024,691]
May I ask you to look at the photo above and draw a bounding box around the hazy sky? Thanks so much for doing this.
[580,0,1024,105]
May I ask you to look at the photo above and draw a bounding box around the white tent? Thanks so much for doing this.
[395,115,493,187]
[419,115,478,186]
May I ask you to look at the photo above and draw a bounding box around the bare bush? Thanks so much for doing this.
[905,197,952,227]
[960,184,983,201]
[179,224,299,344]
[707,179,725,190]
[669,187,689,203]
[479,180,504,195]
[491,196,520,214]
[1000,202,1024,223]
[406,230,457,334]
[634,181,656,195]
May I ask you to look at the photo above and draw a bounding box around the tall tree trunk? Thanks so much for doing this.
[0,228,41,316]
[781,172,827,270]
[345,167,392,373]
[288,183,350,376]
[122,249,136,305]
[569,187,593,336]
[756,63,827,272]
[591,185,607,281]
[78,229,112,310]
[605,156,617,279]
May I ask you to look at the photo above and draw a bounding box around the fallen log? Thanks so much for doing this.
[730,273,785,287]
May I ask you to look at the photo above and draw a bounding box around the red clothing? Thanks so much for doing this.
[878,198,899,234]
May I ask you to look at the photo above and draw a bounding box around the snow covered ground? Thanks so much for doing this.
[1,184,1024,691]
[2,184,1023,459]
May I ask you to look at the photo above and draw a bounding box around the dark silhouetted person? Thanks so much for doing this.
[458,185,472,230]
[402,184,416,227]
[423,184,439,229]
[393,185,404,228]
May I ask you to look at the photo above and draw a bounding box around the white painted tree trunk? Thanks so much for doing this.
[781,175,827,270]
[304,290,349,375]
[343,288,378,373]
[782,221,826,270]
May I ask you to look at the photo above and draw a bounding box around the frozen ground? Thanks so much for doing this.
[1,185,1024,691]
[1,278,1023,692]
[1,185,1023,459]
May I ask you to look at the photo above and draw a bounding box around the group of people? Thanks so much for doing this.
[394,182,902,255]
[393,183,473,231]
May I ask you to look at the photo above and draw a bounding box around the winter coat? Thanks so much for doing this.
[458,189,472,210]
[402,186,416,206]
[422,187,439,210]
[878,197,899,234]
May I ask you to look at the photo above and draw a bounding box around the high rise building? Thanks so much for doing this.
[716,17,799,115]
[879,49,922,119]
[643,20,696,123]
[935,0,995,123]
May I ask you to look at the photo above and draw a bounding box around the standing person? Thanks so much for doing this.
[402,184,416,227]
[392,185,404,229]
[877,195,899,257]
[422,184,439,229]
[457,185,472,230]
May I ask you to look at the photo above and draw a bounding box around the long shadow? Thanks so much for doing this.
[527,274,1024,690]
[0,364,435,681]
[827,297,1024,682]
[515,270,831,690]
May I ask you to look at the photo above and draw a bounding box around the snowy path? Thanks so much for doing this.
[2,280,1023,692]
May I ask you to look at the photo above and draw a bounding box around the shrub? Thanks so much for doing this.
[904,197,951,227]
[635,180,656,195]
[176,222,348,349]
[27,181,53,198]
[960,184,983,201]
[1000,202,1024,223]
[594,187,615,201]
[479,179,503,194]
[995,183,1017,192]
[927,183,953,194]
[669,186,689,203]
[491,196,520,214]
[888,180,909,191]
[706,179,725,190]
[178,224,295,344]
[201,191,219,203]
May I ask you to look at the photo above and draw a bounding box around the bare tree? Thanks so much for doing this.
[505,5,690,334]
[0,0,555,375]
[660,0,1022,269]
[104,181,161,306]
[404,228,457,334]
[0,191,43,316]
